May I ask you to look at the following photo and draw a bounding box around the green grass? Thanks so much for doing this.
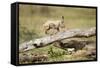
[19,4,96,64]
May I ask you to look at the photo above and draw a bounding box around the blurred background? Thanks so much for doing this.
[19,4,96,43]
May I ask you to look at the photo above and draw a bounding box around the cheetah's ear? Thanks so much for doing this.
[61,16,64,19]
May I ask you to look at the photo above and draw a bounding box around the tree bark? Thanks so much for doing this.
[19,27,96,52]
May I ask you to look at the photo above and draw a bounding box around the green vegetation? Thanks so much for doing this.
[19,4,96,64]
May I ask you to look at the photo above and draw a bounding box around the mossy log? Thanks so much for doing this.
[19,27,96,52]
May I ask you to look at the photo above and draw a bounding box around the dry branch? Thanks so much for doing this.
[19,27,96,52]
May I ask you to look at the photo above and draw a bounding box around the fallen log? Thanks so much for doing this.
[19,27,96,52]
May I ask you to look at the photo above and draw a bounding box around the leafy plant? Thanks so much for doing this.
[48,47,66,58]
